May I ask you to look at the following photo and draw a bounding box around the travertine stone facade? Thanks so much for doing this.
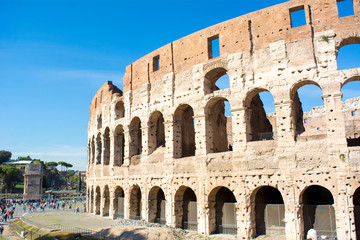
[87,0,360,239]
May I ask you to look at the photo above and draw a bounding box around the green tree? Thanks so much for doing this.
[0,165,21,192]
[18,156,32,160]
[77,171,82,193]
[58,161,73,172]
[0,151,12,164]
[45,162,58,169]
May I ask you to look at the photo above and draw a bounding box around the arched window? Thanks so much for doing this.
[97,115,102,129]
[291,82,324,139]
[204,68,230,95]
[337,39,360,70]
[114,125,125,166]
[129,117,142,158]
[245,89,275,142]
[96,133,102,165]
[148,186,166,224]
[252,186,285,237]
[175,186,197,230]
[95,186,101,215]
[148,111,165,155]
[173,105,195,158]
[341,79,360,146]
[353,187,360,240]
[115,101,125,119]
[301,185,336,239]
[206,98,233,153]
[208,187,237,235]
[114,187,125,219]
[103,128,110,165]
[103,185,110,216]
[129,185,142,220]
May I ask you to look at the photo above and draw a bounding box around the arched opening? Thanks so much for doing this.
[301,185,336,239]
[245,89,275,142]
[129,185,142,220]
[354,187,360,240]
[115,101,125,119]
[95,186,101,215]
[103,185,110,216]
[337,39,360,70]
[341,79,360,146]
[291,82,324,140]
[206,98,233,153]
[114,125,125,166]
[91,136,95,164]
[208,187,237,235]
[148,186,166,224]
[97,114,102,129]
[175,186,197,230]
[114,186,125,219]
[103,128,110,165]
[90,186,94,213]
[148,111,165,155]
[173,105,195,158]
[96,133,102,165]
[252,186,285,237]
[204,67,230,95]
[129,117,142,158]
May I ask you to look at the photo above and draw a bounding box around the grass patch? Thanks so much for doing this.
[13,219,99,240]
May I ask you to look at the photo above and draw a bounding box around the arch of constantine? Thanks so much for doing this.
[86,0,360,239]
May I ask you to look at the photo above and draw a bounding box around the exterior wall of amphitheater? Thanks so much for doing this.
[86,0,360,239]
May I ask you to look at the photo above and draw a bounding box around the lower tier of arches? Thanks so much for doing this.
[86,171,360,240]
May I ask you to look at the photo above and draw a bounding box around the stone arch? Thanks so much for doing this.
[336,36,360,55]
[90,186,94,213]
[129,117,142,158]
[129,185,142,220]
[174,186,197,230]
[96,133,102,164]
[115,100,125,119]
[103,185,110,216]
[97,114,102,129]
[205,97,233,153]
[250,186,285,238]
[299,185,336,239]
[114,124,125,166]
[173,104,195,158]
[148,111,165,155]
[208,186,237,235]
[91,136,95,164]
[244,88,275,142]
[204,67,230,95]
[114,186,125,219]
[290,80,324,140]
[103,127,110,165]
[341,76,360,146]
[95,186,101,215]
[148,186,166,224]
[353,187,360,240]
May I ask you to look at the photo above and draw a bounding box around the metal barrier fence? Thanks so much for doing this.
[50,224,122,240]
[9,221,43,240]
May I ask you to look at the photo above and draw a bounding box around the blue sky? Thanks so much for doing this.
[0,0,358,170]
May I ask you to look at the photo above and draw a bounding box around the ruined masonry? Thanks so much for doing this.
[86,0,360,239]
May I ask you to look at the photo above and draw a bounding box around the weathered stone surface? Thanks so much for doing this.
[86,1,360,239]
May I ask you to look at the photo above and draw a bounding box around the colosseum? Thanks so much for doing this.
[86,0,360,239]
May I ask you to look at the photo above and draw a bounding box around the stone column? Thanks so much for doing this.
[194,114,207,156]
[101,134,105,177]
[100,187,105,217]
[109,134,115,167]
[230,107,248,152]
[109,188,115,219]
[323,92,347,166]
[274,100,296,169]
[283,179,298,240]
[123,130,130,166]
[164,120,175,159]
[124,188,130,219]
[335,173,351,240]
[142,125,150,156]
